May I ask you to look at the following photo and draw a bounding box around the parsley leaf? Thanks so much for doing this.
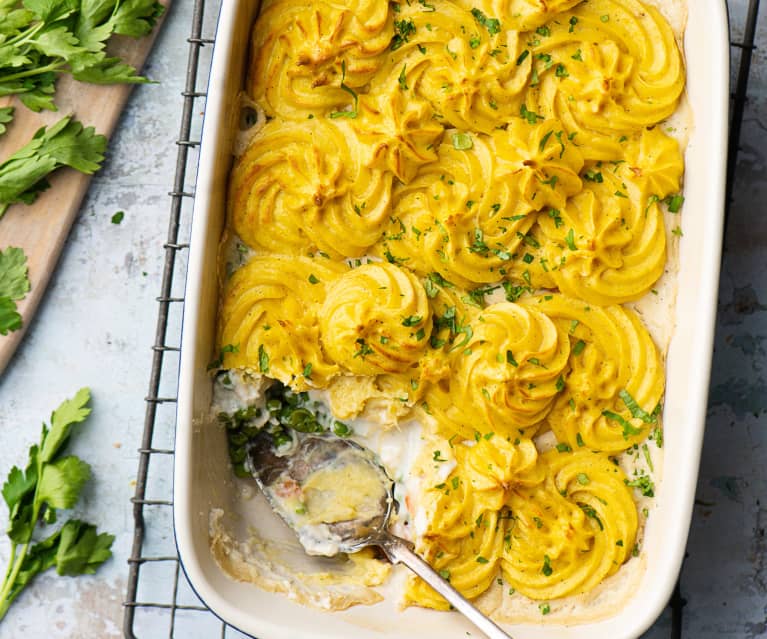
[0,116,107,217]
[0,389,114,621]
[0,0,163,112]
[0,107,13,137]
[0,246,31,335]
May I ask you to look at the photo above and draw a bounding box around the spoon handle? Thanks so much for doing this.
[378,534,514,639]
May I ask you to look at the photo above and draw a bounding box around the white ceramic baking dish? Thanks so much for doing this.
[174,1,730,636]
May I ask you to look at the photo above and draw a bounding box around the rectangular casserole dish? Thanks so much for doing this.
[174,1,730,637]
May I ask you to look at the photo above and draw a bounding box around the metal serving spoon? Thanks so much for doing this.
[246,430,513,639]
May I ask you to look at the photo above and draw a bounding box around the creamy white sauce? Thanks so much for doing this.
[212,368,268,415]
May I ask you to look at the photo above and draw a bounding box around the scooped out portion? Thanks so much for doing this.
[247,431,393,557]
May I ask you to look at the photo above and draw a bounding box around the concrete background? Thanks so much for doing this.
[0,0,763,637]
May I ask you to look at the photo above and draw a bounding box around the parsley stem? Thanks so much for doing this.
[0,542,16,592]
[4,20,45,48]
[0,465,41,619]
[0,541,30,620]
[0,61,65,84]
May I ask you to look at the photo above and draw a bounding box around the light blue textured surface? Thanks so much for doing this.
[0,1,764,637]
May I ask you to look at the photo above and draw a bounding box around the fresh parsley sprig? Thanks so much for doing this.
[0,388,114,621]
[0,115,107,217]
[0,246,30,335]
[0,0,164,113]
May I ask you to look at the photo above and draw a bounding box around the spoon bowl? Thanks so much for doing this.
[245,429,514,639]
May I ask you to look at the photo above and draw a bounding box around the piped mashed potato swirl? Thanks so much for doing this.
[320,262,432,375]
[213,0,686,623]
[425,302,570,440]
[501,449,638,600]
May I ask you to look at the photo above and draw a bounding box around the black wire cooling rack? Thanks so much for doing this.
[122,0,763,636]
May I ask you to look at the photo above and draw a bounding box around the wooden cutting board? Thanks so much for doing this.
[0,3,171,375]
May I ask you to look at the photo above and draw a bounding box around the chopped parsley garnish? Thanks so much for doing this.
[353,338,374,358]
[540,174,558,188]
[539,130,553,152]
[452,132,473,150]
[502,281,528,302]
[329,61,358,119]
[520,104,544,124]
[602,410,642,438]
[303,362,313,378]
[618,389,657,424]
[664,193,685,212]
[468,284,500,306]
[542,555,553,576]
[569,16,578,32]
[398,64,408,90]
[642,443,654,472]
[625,473,655,497]
[308,274,319,284]
[208,343,239,370]
[506,350,519,367]
[516,49,530,65]
[424,271,453,298]
[433,450,447,462]
[565,228,577,250]
[579,503,604,529]
[583,170,604,183]
[569,319,579,334]
[258,344,270,373]
[469,227,489,255]
[556,442,572,453]
[402,315,423,327]
[471,8,502,35]
[572,339,586,356]
[540,603,551,615]
[391,19,416,50]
